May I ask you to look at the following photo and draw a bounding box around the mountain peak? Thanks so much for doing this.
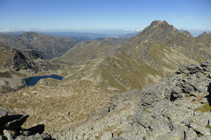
[150,20,163,26]
[150,20,169,27]
[201,31,208,36]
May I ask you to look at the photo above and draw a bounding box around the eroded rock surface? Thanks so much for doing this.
[56,61,211,140]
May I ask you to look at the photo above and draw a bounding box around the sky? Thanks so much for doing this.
[0,0,211,33]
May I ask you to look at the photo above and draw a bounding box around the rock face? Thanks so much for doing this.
[0,109,52,140]
[21,50,44,60]
[0,32,79,59]
[0,42,37,71]
[56,61,211,139]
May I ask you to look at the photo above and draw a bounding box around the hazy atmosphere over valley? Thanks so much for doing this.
[0,0,211,140]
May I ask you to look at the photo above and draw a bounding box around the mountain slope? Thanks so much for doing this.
[56,38,118,65]
[0,32,79,59]
[64,20,210,94]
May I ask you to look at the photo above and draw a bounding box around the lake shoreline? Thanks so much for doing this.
[23,74,63,86]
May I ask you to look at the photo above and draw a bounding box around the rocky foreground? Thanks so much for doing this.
[0,109,53,140]
[56,61,211,140]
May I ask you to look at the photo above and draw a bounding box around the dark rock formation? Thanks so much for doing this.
[0,109,53,140]
[21,50,44,60]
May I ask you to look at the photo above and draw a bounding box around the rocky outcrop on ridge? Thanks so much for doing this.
[0,42,60,73]
[56,61,211,140]
[21,50,44,60]
[0,109,53,140]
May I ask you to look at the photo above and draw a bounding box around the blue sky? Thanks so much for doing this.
[0,0,210,33]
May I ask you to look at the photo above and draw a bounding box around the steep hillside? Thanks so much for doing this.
[0,32,79,59]
[56,38,118,65]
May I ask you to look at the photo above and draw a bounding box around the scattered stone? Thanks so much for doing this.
[56,62,211,140]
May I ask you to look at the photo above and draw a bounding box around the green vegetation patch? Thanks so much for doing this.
[194,104,211,112]
[206,124,211,129]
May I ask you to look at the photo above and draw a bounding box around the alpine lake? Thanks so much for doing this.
[24,74,63,86]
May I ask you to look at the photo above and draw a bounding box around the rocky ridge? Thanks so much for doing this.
[56,61,211,140]
[63,20,208,94]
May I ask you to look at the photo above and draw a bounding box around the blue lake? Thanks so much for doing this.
[24,74,63,86]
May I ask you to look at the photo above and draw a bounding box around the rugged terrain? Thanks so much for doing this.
[0,32,79,59]
[0,109,53,140]
[0,20,211,139]
[0,42,61,94]
[56,61,211,140]
[61,21,211,94]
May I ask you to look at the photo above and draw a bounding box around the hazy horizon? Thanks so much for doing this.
[0,0,210,34]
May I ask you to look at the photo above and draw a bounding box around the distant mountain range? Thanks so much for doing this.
[0,31,140,41]
[0,32,79,59]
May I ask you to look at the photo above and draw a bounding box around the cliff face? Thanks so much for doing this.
[0,42,37,71]
[21,50,44,60]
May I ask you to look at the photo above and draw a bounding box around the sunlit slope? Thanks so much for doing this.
[56,38,120,65]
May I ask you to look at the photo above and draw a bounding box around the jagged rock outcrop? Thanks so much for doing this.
[0,109,53,140]
[0,42,37,71]
[21,50,44,60]
[56,61,211,140]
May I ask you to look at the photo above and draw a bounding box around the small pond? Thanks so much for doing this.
[24,74,63,86]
